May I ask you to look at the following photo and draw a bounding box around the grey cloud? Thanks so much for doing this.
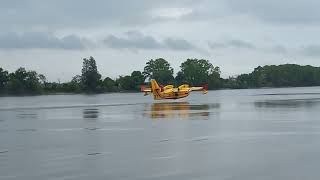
[208,40,291,55]
[0,0,199,29]
[229,40,256,49]
[0,32,86,50]
[163,38,195,50]
[209,40,320,58]
[1,0,320,31]
[207,42,226,49]
[269,45,288,55]
[104,31,162,49]
[226,0,320,24]
[0,30,199,51]
[208,40,256,50]
[301,45,320,57]
[104,31,197,51]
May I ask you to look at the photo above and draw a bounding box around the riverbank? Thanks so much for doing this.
[1,85,320,97]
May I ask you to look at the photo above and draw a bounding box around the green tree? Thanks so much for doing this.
[7,67,43,95]
[174,71,184,85]
[208,72,222,89]
[38,74,47,90]
[117,75,134,91]
[143,58,174,84]
[131,71,145,90]
[68,75,82,93]
[44,82,61,93]
[223,77,239,89]
[177,59,221,88]
[236,74,250,88]
[230,64,320,89]
[251,66,267,87]
[81,56,102,92]
[0,68,9,93]
[25,71,42,93]
[103,77,118,92]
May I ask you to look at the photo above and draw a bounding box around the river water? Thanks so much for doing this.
[1,87,320,180]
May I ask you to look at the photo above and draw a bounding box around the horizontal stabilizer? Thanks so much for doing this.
[140,85,151,92]
[190,84,208,94]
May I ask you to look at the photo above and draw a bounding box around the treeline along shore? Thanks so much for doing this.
[1,56,320,96]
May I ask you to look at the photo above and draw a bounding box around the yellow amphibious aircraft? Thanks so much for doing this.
[141,79,208,100]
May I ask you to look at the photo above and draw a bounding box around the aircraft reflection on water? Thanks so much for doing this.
[254,98,320,108]
[83,108,99,119]
[144,102,220,119]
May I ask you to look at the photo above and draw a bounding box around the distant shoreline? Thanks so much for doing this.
[1,86,319,98]
[2,60,320,97]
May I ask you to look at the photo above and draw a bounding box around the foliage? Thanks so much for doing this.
[101,77,117,92]
[224,64,320,88]
[2,58,320,96]
[67,75,82,93]
[81,56,102,92]
[116,76,134,91]
[0,68,9,93]
[131,71,145,90]
[176,59,221,89]
[6,67,43,95]
[143,58,174,84]
[116,71,145,91]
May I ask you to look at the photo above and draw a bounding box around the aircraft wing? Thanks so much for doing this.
[140,86,151,96]
[142,88,151,92]
[140,86,151,92]
[190,84,208,94]
[190,86,204,91]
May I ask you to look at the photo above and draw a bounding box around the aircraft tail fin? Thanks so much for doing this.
[202,84,208,94]
[150,79,163,100]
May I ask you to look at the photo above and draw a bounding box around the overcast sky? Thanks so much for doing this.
[1,0,320,82]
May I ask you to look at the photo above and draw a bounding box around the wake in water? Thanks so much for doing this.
[254,92,320,96]
[0,102,148,111]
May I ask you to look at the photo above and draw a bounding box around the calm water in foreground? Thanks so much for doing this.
[1,87,320,180]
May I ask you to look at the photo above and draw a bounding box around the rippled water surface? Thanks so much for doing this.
[1,87,320,180]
